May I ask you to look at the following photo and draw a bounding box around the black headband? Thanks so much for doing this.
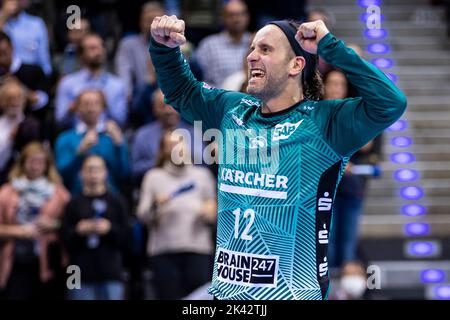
[268,20,314,80]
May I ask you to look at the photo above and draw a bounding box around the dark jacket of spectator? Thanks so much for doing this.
[62,191,128,282]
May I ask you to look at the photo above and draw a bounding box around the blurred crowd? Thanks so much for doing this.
[0,0,387,300]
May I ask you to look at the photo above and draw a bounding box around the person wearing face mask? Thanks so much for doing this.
[136,131,216,300]
[149,13,406,300]
[332,261,368,300]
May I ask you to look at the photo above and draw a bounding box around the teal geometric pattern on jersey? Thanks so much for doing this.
[209,101,344,300]
[149,31,407,300]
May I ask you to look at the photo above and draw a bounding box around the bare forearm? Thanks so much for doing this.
[0,225,21,239]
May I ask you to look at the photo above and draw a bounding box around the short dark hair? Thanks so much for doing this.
[75,89,107,111]
[0,31,12,46]
[77,33,103,56]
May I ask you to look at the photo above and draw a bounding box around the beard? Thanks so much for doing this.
[247,72,287,102]
[86,59,103,70]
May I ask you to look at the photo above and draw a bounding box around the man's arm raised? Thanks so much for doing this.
[297,20,407,157]
[149,15,245,131]
[151,15,187,48]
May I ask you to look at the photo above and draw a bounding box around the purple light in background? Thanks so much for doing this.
[400,186,424,200]
[421,269,445,283]
[358,0,382,7]
[402,204,426,217]
[385,73,398,83]
[360,12,385,23]
[364,28,387,39]
[435,285,450,300]
[388,120,407,132]
[408,241,435,256]
[391,136,413,148]
[390,152,415,164]
[394,169,419,182]
[372,58,394,69]
[367,43,390,54]
[404,222,430,236]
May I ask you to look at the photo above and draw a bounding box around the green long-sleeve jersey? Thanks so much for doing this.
[149,32,407,300]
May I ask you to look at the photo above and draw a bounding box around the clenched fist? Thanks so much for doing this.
[295,20,330,55]
[151,15,187,48]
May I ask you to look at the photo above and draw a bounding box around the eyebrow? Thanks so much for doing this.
[250,41,274,50]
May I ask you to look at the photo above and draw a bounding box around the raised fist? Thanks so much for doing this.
[151,15,186,48]
[295,20,330,55]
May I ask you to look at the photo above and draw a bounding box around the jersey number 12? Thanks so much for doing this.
[233,208,255,241]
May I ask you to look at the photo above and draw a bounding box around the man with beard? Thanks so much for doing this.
[149,16,407,300]
[115,1,165,98]
[194,0,251,88]
[55,33,127,130]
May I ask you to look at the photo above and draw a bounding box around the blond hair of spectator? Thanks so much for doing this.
[9,142,62,184]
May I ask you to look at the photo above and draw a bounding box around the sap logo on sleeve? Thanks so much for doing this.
[272,120,303,141]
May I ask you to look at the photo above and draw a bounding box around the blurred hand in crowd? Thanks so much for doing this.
[35,217,60,234]
[75,218,111,236]
[78,130,99,154]
[105,120,123,145]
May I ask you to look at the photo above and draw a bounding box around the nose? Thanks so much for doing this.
[247,48,259,64]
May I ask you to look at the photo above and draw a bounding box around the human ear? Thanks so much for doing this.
[289,56,306,77]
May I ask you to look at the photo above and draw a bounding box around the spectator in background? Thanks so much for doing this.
[194,0,251,88]
[55,89,130,195]
[0,79,41,185]
[246,0,307,28]
[137,131,216,300]
[323,69,382,268]
[307,8,335,75]
[323,69,348,100]
[131,89,202,186]
[0,31,50,121]
[56,18,91,76]
[330,261,368,300]
[55,33,127,130]
[307,8,335,29]
[221,49,250,92]
[130,40,202,128]
[115,1,164,98]
[0,142,70,299]
[0,0,52,75]
[62,155,128,300]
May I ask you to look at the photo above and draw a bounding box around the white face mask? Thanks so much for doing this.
[340,275,367,298]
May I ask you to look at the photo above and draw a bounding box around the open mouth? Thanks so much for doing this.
[249,68,266,81]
